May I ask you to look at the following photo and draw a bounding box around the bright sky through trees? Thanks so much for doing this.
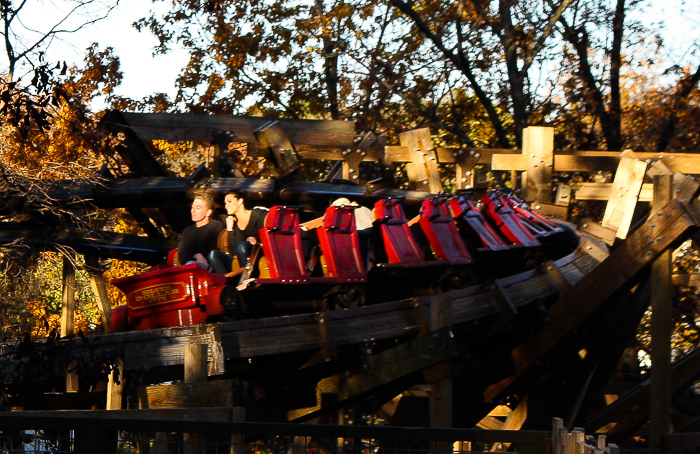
[5,0,699,112]
[9,0,186,106]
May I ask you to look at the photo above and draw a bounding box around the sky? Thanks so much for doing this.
[12,0,187,108]
[76,0,188,103]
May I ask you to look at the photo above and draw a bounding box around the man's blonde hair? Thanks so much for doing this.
[193,191,215,210]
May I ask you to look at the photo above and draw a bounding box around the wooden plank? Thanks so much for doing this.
[522,126,554,203]
[554,183,572,206]
[578,219,617,246]
[399,128,442,193]
[647,161,700,204]
[552,155,620,173]
[649,175,673,449]
[136,379,234,409]
[552,418,565,454]
[601,150,648,239]
[5,408,240,421]
[436,147,516,165]
[297,144,385,161]
[111,111,357,146]
[530,201,569,220]
[541,261,573,294]
[673,172,700,201]
[492,154,527,171]
[573,183,654,202]
[487,280,518,332]
[483,198,700,404]
[495,151,700,174]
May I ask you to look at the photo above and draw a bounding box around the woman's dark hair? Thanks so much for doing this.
[226,189,251,210]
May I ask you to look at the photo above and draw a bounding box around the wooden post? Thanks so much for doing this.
[521,126,554,203]
[254,121,303,178]
[453,149,481,190]
[601,150,648,240]
[184,343,208,454]
[399,128,442,193]
[85,255,112,331]
[649,174,673,450]
[428,296,453,453]
[230,407,247,454]
[106,358,124,410]
[60,255,76,337]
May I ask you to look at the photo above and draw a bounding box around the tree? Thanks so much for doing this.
[132,0,699,153]
[0,0,118,137]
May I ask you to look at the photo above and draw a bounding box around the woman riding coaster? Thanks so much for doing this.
[208,190,268,275]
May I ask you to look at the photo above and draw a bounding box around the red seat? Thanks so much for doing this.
[316,205,366,282]
[373,198,425,266]
[480,193,540,247]
[448,197,511,251]
[418,196,473,265]
[258,206,309,283]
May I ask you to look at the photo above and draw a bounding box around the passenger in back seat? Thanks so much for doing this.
[330,198,374,262]
[208,190,268,275]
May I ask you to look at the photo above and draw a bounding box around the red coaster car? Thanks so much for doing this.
[110,252,238,332]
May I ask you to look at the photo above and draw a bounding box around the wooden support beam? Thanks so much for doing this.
[63,255,79,394]
[540,260,573,296]
[61,255,76,338]
[399,128,442,193]
[85,255,112,331]
[490,396,528,451]
[317,312,338,361]
[286,326,459,421]
[339,132,378,184]
[487,280,518,333]
[583,343,700,435]
[106,111,357,148]
[428,296,453,436]
[521,127,554,203]
[649,174,673,449]
[484,197,700,404]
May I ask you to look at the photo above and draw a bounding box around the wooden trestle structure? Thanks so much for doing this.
[3,111,700,451]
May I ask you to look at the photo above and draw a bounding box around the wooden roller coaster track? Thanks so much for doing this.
[3,111,700,452]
